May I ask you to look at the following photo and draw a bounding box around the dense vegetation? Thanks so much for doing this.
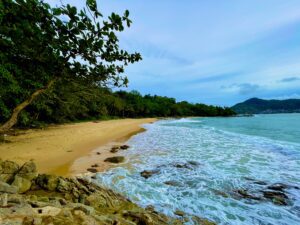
[232,98,300,114]
[0,0,235,131]
[0,0,141,133]
[0,80,235,127]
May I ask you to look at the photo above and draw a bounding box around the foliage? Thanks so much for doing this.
[0,0,141,130]
[0,0,235,130]
[232,98,300,114]
[0,82,236,127]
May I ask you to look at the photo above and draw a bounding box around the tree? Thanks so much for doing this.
[0,0,141,133]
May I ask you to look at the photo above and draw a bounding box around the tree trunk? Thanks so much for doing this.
[0,79,56,134]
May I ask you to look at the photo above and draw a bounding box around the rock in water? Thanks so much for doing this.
[140,170,159,179]
[174,210,185,217]
[120,145,130,150]
[164,181,182,187]
[262,190,289,206]
[104,156,125,163]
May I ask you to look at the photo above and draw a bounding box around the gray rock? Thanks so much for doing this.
[17,161,37,181]
[0,181,18,193]
[35,174,59,191]
[72,203,95,215]
[0,160,19,183]
[11,175,32,193]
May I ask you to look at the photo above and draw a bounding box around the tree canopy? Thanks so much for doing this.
[0,0,141,133]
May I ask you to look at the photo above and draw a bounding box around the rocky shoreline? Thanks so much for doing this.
[0,159,215,225]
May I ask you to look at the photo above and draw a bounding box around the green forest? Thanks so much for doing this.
[0,0,235,132]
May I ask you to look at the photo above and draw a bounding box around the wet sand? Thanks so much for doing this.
[0,118,156,176]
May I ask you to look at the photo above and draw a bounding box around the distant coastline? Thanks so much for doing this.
[232,98,300,114]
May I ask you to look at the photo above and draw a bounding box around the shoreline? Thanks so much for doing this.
[0,118,156,176]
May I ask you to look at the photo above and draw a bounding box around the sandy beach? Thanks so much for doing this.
[0,118,156,176]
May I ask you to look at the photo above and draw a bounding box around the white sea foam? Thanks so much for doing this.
[96,115,300,225]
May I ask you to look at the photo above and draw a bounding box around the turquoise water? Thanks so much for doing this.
[96,114,300,225]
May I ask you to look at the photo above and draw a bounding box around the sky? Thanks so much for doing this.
[47,0,300,106]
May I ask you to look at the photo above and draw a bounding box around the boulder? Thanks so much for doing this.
[234,189,261,200]
[140,170,159,179]
[56,177,73,193]
[35,174,59,191]
[17,161,37,181]
[0,181,18,193]
[174,210,185,217]
[87,168,98,173]
[110,146,119,153]
[0,160,19,183]
[120,145,130,150]
[164,181,182,187]
[192,216,217,225]
[104,156,125,164]
[72,203,95,215]
[11,175,32,193]
[262,190,288,206]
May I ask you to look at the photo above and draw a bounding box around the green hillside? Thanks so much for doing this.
[232,98,300,114]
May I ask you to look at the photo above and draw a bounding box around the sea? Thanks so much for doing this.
[95,114,300,225]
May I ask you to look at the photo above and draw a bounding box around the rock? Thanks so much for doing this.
[187,161,201,166]
[0,193,8,206]
[0,181,18,193]
[267,183,289,192]
[164,181,182,187]
[191,216,217,225]
[174,210,185,217]
[110,146,119,153]
[253,181,267,185]
[211,189,229,198]
[72,203,95,215]
[35,174,59,191]
[104,156,125,164]
[140,170,159,179]
[34,206,62,216]
[56,177,72,193]
[0,160,19,183]
[262,190,289,205]
[87,168,98,173]
[17,161,37,181]
[91,164,99,168]
[96,152,101,155]
[123,211,154,225]
[145,205,156,212]
[11,175,32,193]
[173,161,200,169]
[120,145,130,150]
[235,189,261,200]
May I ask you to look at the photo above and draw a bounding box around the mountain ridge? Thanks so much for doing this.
[231,98,300,114]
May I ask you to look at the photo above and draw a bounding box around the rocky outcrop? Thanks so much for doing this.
[0,160,189,225]
[104,156,125,163]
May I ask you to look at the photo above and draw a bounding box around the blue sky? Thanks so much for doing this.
[47,0,300,106]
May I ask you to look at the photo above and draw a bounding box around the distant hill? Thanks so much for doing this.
[231,98,300,114]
